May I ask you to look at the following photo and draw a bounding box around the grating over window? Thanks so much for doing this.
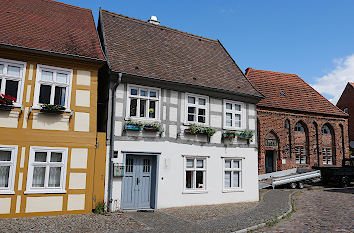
[143,159,150,173]
[126,158,134,173]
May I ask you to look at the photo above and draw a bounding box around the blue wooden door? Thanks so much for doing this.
[121,155,153,209]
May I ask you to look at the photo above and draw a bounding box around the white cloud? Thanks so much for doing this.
[312,54,354,104]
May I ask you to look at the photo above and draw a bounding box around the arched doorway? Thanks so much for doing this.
[264,131,279,173]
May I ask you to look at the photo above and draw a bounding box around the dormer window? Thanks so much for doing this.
[344,108,348,114]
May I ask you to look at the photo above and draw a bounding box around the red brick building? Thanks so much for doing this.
[337,82,354,155]
[245,68,349,174]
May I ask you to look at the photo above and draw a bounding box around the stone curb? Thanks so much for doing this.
[233,190,299,233]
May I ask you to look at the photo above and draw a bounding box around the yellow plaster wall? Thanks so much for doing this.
[0,48,106,218]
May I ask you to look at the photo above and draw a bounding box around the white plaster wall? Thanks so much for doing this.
[112,141,259,209]
[210,98,222,112]
[16,196,21,213]
[76,70,91,86]
[74,112,90,132]
[67,194,85,211]
[0,111,20,128]
[248,103,257,117]
[0,198,11,214]
[32,112,69,131]
[210,114,222,128]
[26,196,63,213]
[170,91,178,105]
[70,148,88,169]
[169,107,177,122]
[69,173,86,189]
[75,90,90,107]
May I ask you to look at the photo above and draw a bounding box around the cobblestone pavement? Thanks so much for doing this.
[0,189,292,233]
[126,189,293,233]
[255,187,354,233]
[0,212,146,233]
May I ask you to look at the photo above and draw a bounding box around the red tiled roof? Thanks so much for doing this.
[349,82,354,88]
[99,10,263,98]
[245,68,347,117]
[0,0,105,61]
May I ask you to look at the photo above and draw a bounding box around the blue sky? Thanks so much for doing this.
[59,0,354,103]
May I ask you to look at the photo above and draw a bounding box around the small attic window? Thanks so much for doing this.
[280,91,286,96]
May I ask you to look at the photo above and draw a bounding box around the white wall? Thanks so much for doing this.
[111,141,259,210]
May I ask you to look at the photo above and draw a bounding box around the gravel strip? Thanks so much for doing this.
[0,212,146,233]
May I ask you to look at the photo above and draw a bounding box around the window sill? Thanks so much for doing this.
[0,191,15,195]
[182,190,208,194]
[183,122,209,127]
[24,189,66,194]
[125,117,161,122]
[222,189,244,193]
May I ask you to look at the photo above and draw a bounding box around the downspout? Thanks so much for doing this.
[108,72,122,212]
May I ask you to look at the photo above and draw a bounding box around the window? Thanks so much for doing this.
[26,147,68,194]
[184,157,206,191]
[0,145,18,194]
[294,122,305,132]
[0,58,26,105]
[344,108,348,114]
[185,94,208,124]
[322,148,333,165]
[223,100,244,129]
[127,85,160,120]
[34,65,72,109]
[223,158,242,191]
[321,125,330,135]
[295,146,307,164]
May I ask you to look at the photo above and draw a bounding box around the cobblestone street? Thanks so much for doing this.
[255,187,354,233]
[0,187,352,232]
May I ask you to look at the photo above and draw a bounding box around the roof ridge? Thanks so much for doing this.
[101,9,218,43]
[247,68,299,77]
[41,0,91,12]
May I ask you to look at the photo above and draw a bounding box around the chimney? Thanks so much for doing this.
[148,16,160,25]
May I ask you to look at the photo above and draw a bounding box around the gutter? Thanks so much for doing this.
[107,72,122,212]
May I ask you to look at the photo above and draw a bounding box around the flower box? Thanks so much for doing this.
[143,126,159,132]
[237,134,252,139]
[0,104,14,111]
[125,124,141,131]
[222,133,236,139]
[40,104,66,114]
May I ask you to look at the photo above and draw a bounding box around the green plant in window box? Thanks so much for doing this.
[222,130,237,140]
[40,104,66,114]
[143,122,162,132]
[237,130,253,140]
[148,108,155,114]
[184,124,216,137]
[125,119,143,131]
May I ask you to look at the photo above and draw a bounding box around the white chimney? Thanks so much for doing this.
[148,16,160,25]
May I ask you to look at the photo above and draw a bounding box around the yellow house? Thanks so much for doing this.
[0,0,106,217]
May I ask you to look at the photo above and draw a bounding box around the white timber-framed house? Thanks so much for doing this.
[97,10,264,211]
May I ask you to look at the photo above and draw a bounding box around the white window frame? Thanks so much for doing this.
[223,100,245,130]
[33,64,73,110]
[295,146,307,164]
[25,146,68,194]
[0,58,26,107]
[184,93,209,125]
[0,145,18,194]
[322,147,333,165]
[183,156,208,193]
[222,157,243,192]
[126,84,161,121]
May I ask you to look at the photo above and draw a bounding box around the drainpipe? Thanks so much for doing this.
[107,72,122,212]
